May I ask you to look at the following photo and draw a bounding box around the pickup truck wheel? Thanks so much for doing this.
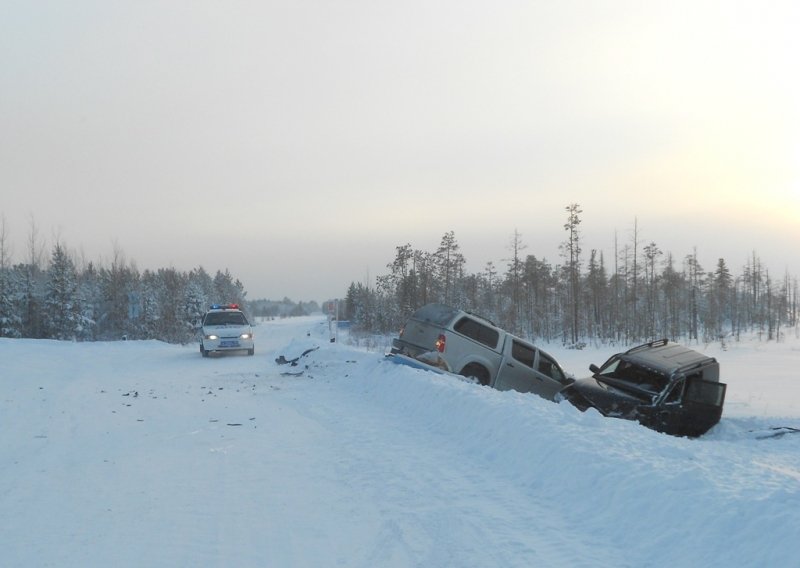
[460,364,490,386]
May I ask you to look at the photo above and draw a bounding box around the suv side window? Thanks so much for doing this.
[453,317,500,349]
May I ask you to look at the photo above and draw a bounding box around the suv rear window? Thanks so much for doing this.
[453,317,500,349]
[685,379,726,406]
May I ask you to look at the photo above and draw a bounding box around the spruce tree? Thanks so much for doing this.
[0,268,22,337]
[44,243,82,339]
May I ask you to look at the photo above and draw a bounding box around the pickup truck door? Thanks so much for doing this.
[495,339,566,401]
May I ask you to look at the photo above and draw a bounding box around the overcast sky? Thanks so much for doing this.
[2,1,798,302]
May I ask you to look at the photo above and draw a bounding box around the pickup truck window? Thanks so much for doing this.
[511,340,535,367]
[453,317,500,349]
[413,303,460,326]
[538,353,566,383]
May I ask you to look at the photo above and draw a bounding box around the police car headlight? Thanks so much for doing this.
[240,333,252,340]
[205,334,219,340]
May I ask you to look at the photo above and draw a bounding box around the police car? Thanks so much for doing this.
[200,304,254,357]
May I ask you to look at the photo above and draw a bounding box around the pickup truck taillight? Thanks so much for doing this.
[435,334,446,353]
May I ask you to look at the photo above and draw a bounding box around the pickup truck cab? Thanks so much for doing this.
[391,303,571,401]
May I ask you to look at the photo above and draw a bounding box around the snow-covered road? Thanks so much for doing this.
[2,317,799,567]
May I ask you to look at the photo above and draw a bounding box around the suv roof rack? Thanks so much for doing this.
[625,338,669,355]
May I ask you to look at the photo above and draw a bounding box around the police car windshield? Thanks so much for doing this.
[205,312,247,326]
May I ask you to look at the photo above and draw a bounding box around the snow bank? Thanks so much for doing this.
[303,343,800,567]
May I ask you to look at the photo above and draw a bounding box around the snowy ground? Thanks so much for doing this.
[2,317,799,567]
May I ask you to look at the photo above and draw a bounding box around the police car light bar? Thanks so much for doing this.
[210,303,239,310]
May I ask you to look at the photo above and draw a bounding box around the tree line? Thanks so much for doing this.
[248,298,321,319]
[0,218,247,343]
[342,205,799,347]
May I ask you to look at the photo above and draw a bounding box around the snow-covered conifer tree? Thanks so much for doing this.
[43,243,82,340]
[184,278,207,332]
[136,270,162,339]
[0,268,22,337]
[0,215,22,337]
[76,262,102,340]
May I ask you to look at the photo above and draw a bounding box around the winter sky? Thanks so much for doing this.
[1,1,799,302]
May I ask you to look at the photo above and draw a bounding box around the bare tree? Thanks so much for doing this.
[643,242,662,339]
[629,218,641,340]
[504,229,526,334]
[561,204,582,344]
[482,261,499,321]
[433,231,465,306]
[26,214,46,269]
[685,249,703,342]
[21,215,46,337]
[585,249,608,341]
[0,213,11,269]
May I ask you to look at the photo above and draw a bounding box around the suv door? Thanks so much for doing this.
[639,378,727,437]
[675,378,727,436]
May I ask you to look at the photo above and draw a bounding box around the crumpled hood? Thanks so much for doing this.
[568,377,645,418]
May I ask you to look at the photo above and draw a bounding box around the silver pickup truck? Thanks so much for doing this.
[390,303,571,401]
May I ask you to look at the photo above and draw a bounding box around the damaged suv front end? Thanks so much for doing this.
[558,339,727,437]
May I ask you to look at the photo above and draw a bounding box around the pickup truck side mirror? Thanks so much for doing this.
[589,364,601,375]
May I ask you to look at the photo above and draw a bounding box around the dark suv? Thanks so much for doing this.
[557,339,726,437]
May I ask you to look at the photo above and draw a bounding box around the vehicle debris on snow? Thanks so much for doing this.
[275,345,319,366]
